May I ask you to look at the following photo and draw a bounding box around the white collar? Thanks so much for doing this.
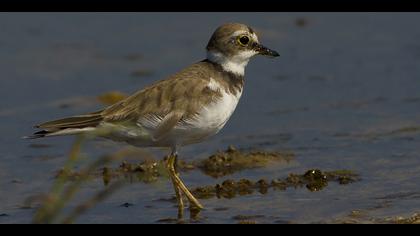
[207,50,256,76]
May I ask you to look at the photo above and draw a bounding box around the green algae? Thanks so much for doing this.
[382,213,420,224]
[54,146,357,199]
[96,91,128,105]
[60,145,295,185]
[102,160,167,185]
[191,169,360,200]
[197,145,294,178]
[42,142,359,223]
[331,211,420,224]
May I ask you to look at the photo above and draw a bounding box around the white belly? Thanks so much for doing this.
[175,88,242,145]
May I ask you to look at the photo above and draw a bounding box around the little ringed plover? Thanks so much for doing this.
[27,22,280,217]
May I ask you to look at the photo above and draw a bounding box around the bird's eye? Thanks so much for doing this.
[237,35,250,46]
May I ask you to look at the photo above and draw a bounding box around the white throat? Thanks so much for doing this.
[207,50,257,76]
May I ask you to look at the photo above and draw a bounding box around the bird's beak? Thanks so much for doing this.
[253,43,280,57]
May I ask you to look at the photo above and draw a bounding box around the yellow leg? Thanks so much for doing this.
[167,154,204,211]
[167,155,184,219]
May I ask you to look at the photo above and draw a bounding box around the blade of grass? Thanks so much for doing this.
[60,180,126,224]
[33,135,85,223]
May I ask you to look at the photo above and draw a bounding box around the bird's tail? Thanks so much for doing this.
[24,111,104,139]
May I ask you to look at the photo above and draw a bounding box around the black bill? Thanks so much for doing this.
[253,43,280,57]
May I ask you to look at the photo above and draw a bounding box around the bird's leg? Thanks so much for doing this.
[173,175,204,210]
[174,161,203,210]
[166,153,184,219]
[168,156,204,210]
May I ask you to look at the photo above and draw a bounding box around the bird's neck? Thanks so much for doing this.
[206,50,249,76]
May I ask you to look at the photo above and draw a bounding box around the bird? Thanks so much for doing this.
[27,23,279,218]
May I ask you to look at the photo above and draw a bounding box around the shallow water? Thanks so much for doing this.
[1,12,420,223]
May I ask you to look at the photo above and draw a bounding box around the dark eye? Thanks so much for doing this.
[237,35,250,46]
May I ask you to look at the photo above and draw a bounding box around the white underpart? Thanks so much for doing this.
[207,50,257,76]
[187,85,241,131]
[178,79,242,143]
